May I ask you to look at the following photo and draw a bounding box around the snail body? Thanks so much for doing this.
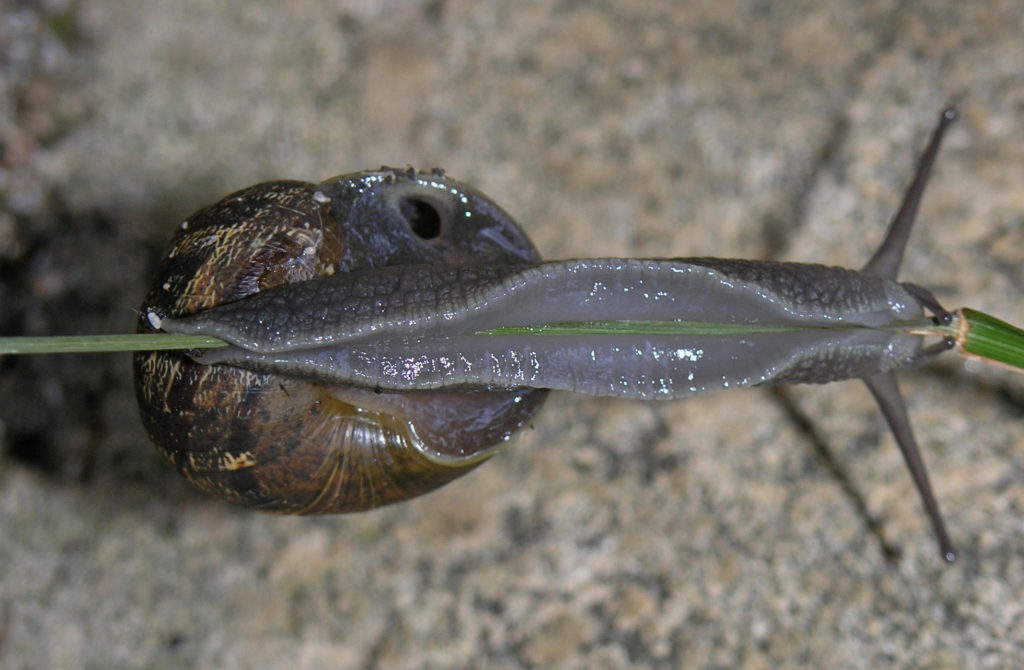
[137,110,962,558]
[163,257,931,398]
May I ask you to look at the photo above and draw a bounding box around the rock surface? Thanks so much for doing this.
[2,1,1024,668]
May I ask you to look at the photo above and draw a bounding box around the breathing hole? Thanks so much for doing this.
[399,197,443,239]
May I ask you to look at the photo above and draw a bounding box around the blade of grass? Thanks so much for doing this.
[477,320,809,337]
[0,333,228,355]
[954,307,1024,372]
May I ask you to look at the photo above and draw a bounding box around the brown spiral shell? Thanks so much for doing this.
[133,169,548,512]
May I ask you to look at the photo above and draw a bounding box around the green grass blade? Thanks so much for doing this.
[957,308,1024,372]
[0,333,228,355]
[476,320,807,337]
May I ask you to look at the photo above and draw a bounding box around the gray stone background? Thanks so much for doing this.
[2,1,1024,667]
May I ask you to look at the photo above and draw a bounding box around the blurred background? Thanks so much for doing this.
[2,1,1024,667]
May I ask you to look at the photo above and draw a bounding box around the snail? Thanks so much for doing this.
[125,108,1020,561]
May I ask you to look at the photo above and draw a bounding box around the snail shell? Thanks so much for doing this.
[133,169,548,512]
